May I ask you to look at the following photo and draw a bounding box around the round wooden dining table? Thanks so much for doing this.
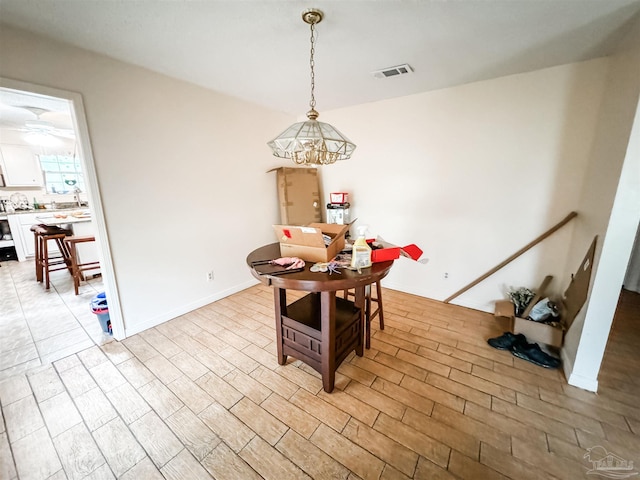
[247,242,394,392]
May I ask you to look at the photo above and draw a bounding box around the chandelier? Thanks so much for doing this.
[267,9,356,166]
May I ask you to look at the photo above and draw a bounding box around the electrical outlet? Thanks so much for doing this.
[444,272,449,279]
[207,271,214,281]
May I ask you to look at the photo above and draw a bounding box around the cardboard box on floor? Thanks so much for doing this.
[269,167,322,225]
[495,275,563,347]
[273,223,350,263]
[494,237,597,348]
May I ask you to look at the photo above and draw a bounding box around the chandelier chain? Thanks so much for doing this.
[309,21,316,110]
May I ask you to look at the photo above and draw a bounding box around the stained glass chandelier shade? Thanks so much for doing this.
[267,9,356,165]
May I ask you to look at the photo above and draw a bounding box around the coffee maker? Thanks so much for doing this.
[326,192,350,225]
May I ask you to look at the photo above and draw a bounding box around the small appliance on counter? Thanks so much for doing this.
[9,193,30,211]
[327,202,350,225]
[326,192,350,225]
[1,197,14,213]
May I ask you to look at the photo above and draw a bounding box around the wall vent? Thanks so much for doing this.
[372,64,413,79]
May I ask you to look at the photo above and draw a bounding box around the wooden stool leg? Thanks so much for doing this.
[63,235,99,295]
[43,238,51,289]
[376,280,384,330]
[55,236,73,275]
[365,284,372,349]
[354,286,366,357]
[34,231,42,282]
[68,241,80,295]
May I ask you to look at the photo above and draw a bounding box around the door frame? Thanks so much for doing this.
[1,77,125,339]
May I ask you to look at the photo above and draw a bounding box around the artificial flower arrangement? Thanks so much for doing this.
[507,286,535,316]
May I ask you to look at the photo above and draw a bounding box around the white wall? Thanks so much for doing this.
[0,25,290,335]
[624,226,640,293]
[563,17,640,391]
[321,59,610,312]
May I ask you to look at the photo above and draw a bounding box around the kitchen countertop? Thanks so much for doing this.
[34,208,91,222]
[36,215,92,226]
[2,208,91,225]
[4,207,89,215]
[3,208,91,226]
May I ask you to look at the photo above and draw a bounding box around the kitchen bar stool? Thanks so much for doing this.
[64,235,100,295]
[344,280,385,349]
[31,224,72,289]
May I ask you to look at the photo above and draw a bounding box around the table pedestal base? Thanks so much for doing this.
[275,290,363,392]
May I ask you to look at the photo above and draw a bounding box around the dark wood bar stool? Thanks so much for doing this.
[344,280,385,349]
[31,224,73,289]
[64,235,100,295]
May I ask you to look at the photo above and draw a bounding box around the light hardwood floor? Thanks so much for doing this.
[0,278,638,479]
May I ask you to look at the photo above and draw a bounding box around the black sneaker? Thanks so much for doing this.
[487,332,527,351]
[511,342,560,369]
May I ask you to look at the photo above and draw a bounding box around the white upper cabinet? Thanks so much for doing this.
[0,145,44,187]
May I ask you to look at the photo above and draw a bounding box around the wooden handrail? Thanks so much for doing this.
[444,211,578,304]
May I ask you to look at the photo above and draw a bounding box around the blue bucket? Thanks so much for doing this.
[91,292,111,334]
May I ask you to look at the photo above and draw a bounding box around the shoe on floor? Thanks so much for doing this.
[487,332,527,350]
[511,342,560,369]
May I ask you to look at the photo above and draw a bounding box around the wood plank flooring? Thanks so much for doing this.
[1,282,638,479]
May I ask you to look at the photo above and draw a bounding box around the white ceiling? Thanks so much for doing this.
[0,88,75,143]
[0,0,639,118]
[0,89,72,127]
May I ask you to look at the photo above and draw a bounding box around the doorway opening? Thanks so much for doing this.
[0,79,123,371]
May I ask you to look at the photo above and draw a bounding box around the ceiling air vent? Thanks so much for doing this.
[372,64,413,79]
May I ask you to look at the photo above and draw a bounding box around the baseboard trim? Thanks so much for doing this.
[562,348,600,393]
[123,279,258,337]
[567,368,599,392]
[561,347,574,385]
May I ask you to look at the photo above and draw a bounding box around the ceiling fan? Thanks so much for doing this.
[4,105,76,147]
[16,105,76,139]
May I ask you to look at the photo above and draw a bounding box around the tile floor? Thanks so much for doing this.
[0,259,111,381]
[0,266,638,479]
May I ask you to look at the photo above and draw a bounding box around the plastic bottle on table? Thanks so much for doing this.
[351,226,372,270]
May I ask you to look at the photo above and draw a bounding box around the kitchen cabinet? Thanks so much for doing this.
[8,212,41,261]
[0,144,44,187]
[272,167,322,225]
[0,215,15,250]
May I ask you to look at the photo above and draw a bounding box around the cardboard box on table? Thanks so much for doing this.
[494,237,596,348]
[273,223,350,263]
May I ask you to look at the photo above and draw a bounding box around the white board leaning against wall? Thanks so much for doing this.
[623,223,640,293]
